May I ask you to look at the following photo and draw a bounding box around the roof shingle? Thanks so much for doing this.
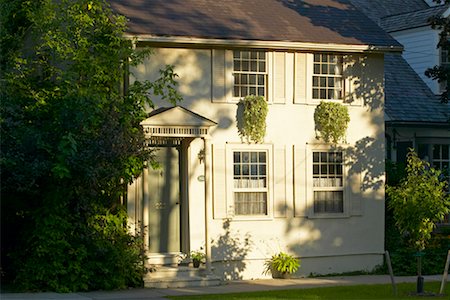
[110,0,401,48]
[384,54,450,123]
[381,5,449,32]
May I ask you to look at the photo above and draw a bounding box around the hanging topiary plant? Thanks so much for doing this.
[236,95,268,143]
[314,101,350,144]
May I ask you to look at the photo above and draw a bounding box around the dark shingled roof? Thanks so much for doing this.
[109,0,401,48]
[381,5,449,32]
[384,54,450,123]
[348,0,429,24]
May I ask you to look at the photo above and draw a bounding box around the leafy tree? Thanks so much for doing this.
[386,149,449,291]
[426,0,449,103]
[387,150,449,252]
[0,0,181,291]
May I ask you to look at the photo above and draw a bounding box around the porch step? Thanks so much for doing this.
[144,266,221,288]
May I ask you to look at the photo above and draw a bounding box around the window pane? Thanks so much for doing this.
[443,145,449,159]
[234,165,241,176]
[314,191,343,213]
[259,152,266,162]
[234,192,267,215]
[259,62,265,71]
[433,145,441,160]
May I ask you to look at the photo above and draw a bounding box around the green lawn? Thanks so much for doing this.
[168,282,449,300]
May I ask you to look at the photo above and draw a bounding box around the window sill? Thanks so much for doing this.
[307,213,350,219]
[228,215,274,222]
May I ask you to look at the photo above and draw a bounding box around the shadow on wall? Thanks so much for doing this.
[211,219,253,280]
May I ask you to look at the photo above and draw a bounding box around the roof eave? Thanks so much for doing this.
[125,34,403,53]
[386,120,450,128]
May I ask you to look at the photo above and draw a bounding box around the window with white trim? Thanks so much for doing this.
[312,151,344,213]
[233,50,267,98]
[312,53,343,100]
[232,150,268,216]
[418,143,450,223]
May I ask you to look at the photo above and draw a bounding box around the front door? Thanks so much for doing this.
[148,147,180,253]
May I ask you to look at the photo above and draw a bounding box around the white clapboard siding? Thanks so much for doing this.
[391,28,440,93]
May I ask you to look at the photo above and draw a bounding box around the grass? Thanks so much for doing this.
[167,282,449,300]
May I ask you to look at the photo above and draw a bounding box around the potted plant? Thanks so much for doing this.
[190,249,205,268]
[236,95,268,143]
[263,252,300,279]
[314,101,350,144]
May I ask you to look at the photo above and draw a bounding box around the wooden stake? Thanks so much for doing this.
[439,250,450,295]
[385,250,397,296]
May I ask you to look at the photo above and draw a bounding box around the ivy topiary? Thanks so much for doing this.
[313,101,350,144]
[237,95,268,143]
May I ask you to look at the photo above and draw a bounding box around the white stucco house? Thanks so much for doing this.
[110,0,403,287]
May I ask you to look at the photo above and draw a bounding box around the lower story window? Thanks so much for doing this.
[233,150,268,215]
[313,151,344,213]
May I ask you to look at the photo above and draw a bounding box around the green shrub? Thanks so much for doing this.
[13,203,145,292]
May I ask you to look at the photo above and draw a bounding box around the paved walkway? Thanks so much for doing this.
[0,275,445,300]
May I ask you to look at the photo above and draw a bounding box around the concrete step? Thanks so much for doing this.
[144,266,221,288]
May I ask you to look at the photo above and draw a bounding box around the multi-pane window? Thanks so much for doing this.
[233,50,267,98]
[313,151,344,213]
[418,143,449,179]
[233,150,268,215]
[313,53,343,100]
[418,143,450,223]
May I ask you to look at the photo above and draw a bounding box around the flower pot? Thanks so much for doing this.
[193,259,201,268]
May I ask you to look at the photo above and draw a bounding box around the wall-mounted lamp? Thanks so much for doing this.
[198,149,205,164]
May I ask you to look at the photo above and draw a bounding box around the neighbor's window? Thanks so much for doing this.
[233,150,268,215]
[418,143,450,223]
[418,143,449,178]
[313,151,344,213]
[233,50,267,98]
[313,53,343,100]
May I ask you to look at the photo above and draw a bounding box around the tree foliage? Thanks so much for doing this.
[0,0,180,291]
[426,0,449,103]
[386,150,450,252]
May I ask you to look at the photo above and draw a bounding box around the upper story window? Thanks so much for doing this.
[312,53,343,100]
[233,50,267,98]
[313,151,344,213]
[232,150,268,216]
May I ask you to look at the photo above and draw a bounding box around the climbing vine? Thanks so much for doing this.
[237,95,268,143]
[313,101,350,144]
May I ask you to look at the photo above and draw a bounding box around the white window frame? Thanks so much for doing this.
[303,52,362,106]
[232,50,268,100]
[306,144,349,218]
[312,53,344,101]
[226,143,273,220]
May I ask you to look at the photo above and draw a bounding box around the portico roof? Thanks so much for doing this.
[141,106,217,139]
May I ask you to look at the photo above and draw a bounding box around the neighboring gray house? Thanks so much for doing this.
[350,0,450,176]
[110,0,401,287]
